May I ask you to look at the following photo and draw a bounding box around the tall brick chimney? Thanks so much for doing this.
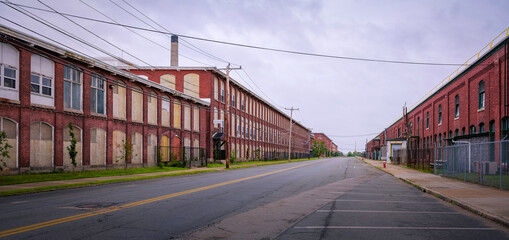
[171,35,178,67]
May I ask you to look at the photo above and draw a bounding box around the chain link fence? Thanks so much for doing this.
[438,140,509,189]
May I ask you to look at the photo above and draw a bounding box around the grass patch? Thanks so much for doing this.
[0,166,188,186]
[0,169,217,197]
[207,157,322,169]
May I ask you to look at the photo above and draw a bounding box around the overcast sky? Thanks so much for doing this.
[2,0,509,153]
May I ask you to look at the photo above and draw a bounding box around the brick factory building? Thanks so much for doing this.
[124,66,312,162]
[366,29,509,163]
[0,25,311,174]
[0,25,213,173]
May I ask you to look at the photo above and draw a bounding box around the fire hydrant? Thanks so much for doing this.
[383,161,386,168]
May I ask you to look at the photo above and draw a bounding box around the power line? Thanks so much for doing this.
[0,1,469,66]
[79,0,214,67]
[38,0,156,68]
[120,0,234,66]
[328,132,381,138]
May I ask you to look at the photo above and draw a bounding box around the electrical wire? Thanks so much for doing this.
[79,0,214,67]
[0,1,469,66]
[328,132,381,138]
[38,0,156,68]
[120,0,234,66]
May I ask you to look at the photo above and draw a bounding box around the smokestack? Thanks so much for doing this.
[171,35,178,67]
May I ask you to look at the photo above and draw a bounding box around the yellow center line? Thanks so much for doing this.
[0,161,317,238]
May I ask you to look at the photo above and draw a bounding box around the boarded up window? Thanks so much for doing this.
[183,73,199,98]
[113,81,126,119]
[193,107,199,132]
[160,74,176,90]
[184,104,191,130]
[90,128,106,166]
[30,122,53,168]
[113,130,125,165]
[131,87,143,122]
[131,132,142,164]
[147,134,157,164]
[63,125,82,167]
[173,100,181,129]
[148,91,157,125]
[214,77,218,100]
[0,118,17,168]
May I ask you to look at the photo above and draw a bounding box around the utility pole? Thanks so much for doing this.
[221,63,241,168]
[285,107,299,160]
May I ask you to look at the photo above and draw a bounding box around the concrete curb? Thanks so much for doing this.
[355,157,509,229]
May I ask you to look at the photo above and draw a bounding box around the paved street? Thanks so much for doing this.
[0,157,508,239]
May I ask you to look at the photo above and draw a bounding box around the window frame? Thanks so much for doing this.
[438,105,442,125]
[63,65,82,111]
[90,74,106,115]
[478,80,485,110]
[454,95,460,118]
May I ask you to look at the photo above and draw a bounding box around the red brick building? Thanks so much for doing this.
[124,67,312,161]
[312,133,337,154]
[366,29,509,162]
[0,25,209,173]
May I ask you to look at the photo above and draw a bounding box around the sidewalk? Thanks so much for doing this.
[361,157,509,228]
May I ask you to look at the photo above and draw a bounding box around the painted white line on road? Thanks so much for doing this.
[330,192,423,197]
[294,226,495,230]
[316,210,460,214]
[11,201,28,204]
[333,199,441,204]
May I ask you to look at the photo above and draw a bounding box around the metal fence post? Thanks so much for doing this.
[500,141,503,189]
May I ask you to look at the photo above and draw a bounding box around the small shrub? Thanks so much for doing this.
[0,131,12,171]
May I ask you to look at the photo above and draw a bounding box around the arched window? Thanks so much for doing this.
[478,80,485,109]
[438,105,442,125]
[462,127,466,136]
[30,122,53,168]
[479,122,485,133]
[90,128,106,166]
[470,125,476,135]
[160,74,175,90]
[112,130,125,165]
[455,95,459,118]
[63,124,82,168]
[0,117,17,168]
[183,73,199,98]
[147,134,157,164]
[454,129,459,137]
[131,132,143,165]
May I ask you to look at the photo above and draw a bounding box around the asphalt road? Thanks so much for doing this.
[0,157,507,240]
